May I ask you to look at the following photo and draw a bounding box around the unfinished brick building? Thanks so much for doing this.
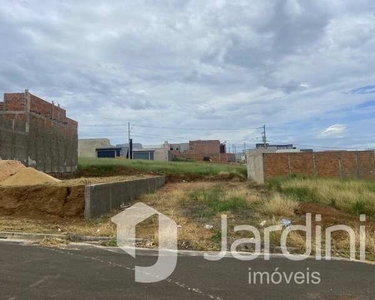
[172,140,235,162]
[0,90,78,172]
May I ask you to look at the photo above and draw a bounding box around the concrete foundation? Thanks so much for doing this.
[247,152,265,183]
[84,176,166,219]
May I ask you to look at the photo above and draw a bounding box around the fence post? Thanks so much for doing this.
[2,93,6,112]
[287,154,292,176]
[313,153,317,177]
[338,154,343,179]
[355,153,360,179]
[25,90,31,167]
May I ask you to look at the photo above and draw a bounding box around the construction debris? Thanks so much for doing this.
[280,219,292,228]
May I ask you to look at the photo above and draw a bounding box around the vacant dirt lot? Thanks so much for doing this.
[0,174,152,218]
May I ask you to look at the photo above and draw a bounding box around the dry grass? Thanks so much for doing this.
[38,237,68,248]
[262,193,298,217]
[268,177,375,216]
[0,215,117,238]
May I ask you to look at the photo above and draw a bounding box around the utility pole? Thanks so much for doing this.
[243,142,246,155]
[128,122,131,159]
[262,124,267,149]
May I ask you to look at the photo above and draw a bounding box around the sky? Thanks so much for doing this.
[1,0,375,151]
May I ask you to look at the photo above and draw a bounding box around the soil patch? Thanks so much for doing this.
[60,174,152,187]
[0,174,154,218]
[0,185,85,218]
[0,160,25,182]
[296,202,354,225]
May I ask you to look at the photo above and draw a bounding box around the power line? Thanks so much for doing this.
[80,123,128,127]
[295,144,368,150]
[133,124,263,131]
[80,123,263,131]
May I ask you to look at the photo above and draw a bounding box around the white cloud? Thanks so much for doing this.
[0,0,374,149]
[320,124,346,137]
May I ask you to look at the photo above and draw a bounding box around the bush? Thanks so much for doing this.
[262,193,298,217]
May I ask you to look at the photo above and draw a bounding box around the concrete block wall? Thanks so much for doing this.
[247,153,265,183]
[0,90,78,172]
[0,116,28,164]
[248,150,375,183]
[84,176,166,219]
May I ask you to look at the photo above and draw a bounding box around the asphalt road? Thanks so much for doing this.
[1,242,374,300]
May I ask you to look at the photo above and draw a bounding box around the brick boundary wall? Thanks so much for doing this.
[247,150,375,183]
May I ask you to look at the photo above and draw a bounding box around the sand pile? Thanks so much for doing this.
[0,160,26,182]
[0,167,61,187]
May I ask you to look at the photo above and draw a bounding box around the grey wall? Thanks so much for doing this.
[0,116,28,164]
[247,152,265,183]
[84,176,166,219]
[154,148,173,161]
[0,115,77,173]
[78,139,111,158]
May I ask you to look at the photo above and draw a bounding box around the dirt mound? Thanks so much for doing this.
[0,167,61,187]
[0,185,85,218]
[0,160,25,182]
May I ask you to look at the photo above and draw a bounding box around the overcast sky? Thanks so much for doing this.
[1,0,375,151]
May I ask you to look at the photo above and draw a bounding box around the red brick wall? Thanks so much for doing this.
[172,140,235,162]
[289,153,315,176]
[2,91,77,134]
[29,93,67,122]
[263,153,290,178]
[4,93,25,111]
[189,140,221,155]
[263,151,375,180]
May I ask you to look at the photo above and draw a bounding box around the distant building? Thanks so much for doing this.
[168,140,235,162]
[248,143,312,156]
[96,147,122,158]
[116,143,142,158]
[256,143,295,150]
[132,149,155,160]
[79,139,111,157]
[91,139,235,162]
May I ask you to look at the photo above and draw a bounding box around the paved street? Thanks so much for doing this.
[1,242,374,300]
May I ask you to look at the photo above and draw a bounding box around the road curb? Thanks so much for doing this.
[0,231,115,243]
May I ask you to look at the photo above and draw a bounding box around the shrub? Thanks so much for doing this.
[262,193,298,217]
